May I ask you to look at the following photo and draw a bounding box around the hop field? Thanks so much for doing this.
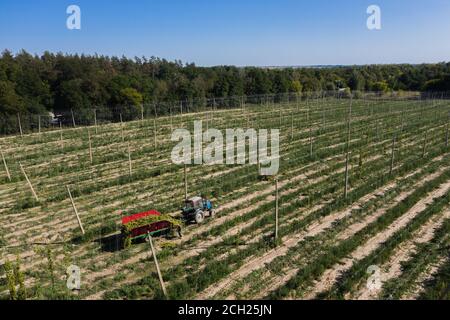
[0,93,449,300]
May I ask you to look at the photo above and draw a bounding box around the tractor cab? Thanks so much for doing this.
[182,196,215,224]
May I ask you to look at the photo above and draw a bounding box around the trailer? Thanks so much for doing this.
[121,209,182,247]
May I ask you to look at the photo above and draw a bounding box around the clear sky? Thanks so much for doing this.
[0,0,449,66]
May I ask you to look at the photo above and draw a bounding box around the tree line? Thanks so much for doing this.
[1,49,450,119]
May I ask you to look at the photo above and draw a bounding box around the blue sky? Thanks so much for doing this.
[0,0,449,66]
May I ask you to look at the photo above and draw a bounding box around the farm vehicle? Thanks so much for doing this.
[121,197,215,247]
[181,196,215,224]
[121,209,182,248]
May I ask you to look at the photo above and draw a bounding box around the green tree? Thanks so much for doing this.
[372,81,390,92]
[0,80,24,114]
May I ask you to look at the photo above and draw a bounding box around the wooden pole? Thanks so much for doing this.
[19,162,38,201]
[38,115,41,135]
[322,104,326,132]
[422,129,428,158]
[88,129,93,164]
[59,120,64,150]
[67,186,85,235]
[94,109,98,134]
[169,106,173,131]
[389,134,396,175]
[184,164,188,200]
[400,110,405,135]
[1,150,11,181]
[279,107,282,127]
[153,119,157,149]
[127,143,132,177]
[17,113,23,138]
[446,111,449,147]
[376,122,380,142]
[290,110,294,140]
[307,102,310,122]
[275,178,279,241]
[71,109,76,128]
[344,97,353,199]
[147,233,168,298]
[309,123,313,157]
[120,113,124,142]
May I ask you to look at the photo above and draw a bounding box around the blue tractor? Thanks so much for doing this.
[181,196,215,224]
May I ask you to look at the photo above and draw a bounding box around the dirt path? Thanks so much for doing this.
[353,209,450,300]
[301,177,450,300]
[401,257,447,300]
[223,166,447,299]
[196,171,409,299]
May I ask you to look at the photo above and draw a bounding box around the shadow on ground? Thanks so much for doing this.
[95,233,124,252]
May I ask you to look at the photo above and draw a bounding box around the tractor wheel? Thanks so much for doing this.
[195,210,205,224]
[210,209,216,218]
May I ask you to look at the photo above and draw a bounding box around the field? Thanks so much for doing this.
[1,93,450,300]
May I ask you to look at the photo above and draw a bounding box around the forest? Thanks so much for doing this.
[0,49,450,120]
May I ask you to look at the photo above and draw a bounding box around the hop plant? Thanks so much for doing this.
[3,260,17,300]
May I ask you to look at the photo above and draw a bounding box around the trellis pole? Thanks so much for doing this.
[120,113,124,142]
[275,178,279,241]
[376,122,380,142]
[17,113,23,138]
[127,143,132,177]
[59,120,64,149]
[94,108,98,134]
[184,164,188,200]
[389,134,396,175]
[309,122,313,157]
[88,129,93,164]
[59,121,64,150]
[169,106,173,131]
[306,97,310,122]
[279,107,282,127]
[71,109,76,128]
[67,186,85,235]
[344,96,353,199]
[445,111,449,147]
[1,150,11,181]
[153,118,157,149]
[19,162,38,201]
[38,115,41,135]
[290,109,294,140]
[400,110,405,134]
[422,129,428,158]
[147,233,168,298]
